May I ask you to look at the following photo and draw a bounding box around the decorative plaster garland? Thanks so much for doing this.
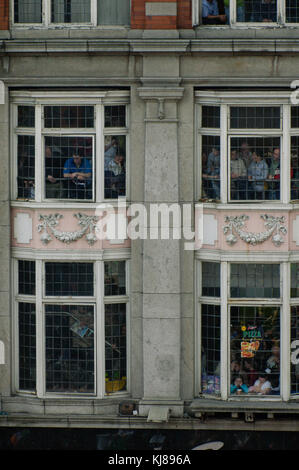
[38,213,99,245]
[223,214,287,247]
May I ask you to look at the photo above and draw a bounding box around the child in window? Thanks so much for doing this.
[231,376,249,394]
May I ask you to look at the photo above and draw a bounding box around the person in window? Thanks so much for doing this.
[248,373,272,394]
[224,0,245,22]
[243,359,259,386]
[18,152,35,199]
[248,151,268,199]
[45,145,63,198]
[253,0,277,22]
[265,344,280,389]
[104,137,118,171]
[63,150,92,199]
[202,0,227,24]
[202,147,221,199]
[239,141,253,169]
[230,376,249,394]
[230,150,247,200]
[267,147,280,200]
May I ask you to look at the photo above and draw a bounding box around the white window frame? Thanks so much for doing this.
[192,0,299,28]
[196,90,295,206]
[10,90,130,206]
[12,252,130,399]
[11,0,131,28]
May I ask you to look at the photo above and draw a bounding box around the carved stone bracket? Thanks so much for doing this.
[223,214,287,247]
[38,213,99,245]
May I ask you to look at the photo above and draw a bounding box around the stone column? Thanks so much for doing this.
[137,80,184,418]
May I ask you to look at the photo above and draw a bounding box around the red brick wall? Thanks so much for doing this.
[0,0,9,30]
[131,0,192,29]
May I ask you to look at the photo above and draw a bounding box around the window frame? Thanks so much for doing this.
[10,91,130,205]
[12,253,131,399]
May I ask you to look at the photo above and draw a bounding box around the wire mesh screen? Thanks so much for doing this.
[230,264,280,298]
[44,106,94,128]
[104,106,126,128]
[291,136,299,200]
[19,303,36,391]
[105,303,127,393]
[237,0,277,22]
[45,304,94,393]
[230,136,281,201]
[201,135,221,200]
[104,135,126,199]
[201,304,221,395]
[230,107,281,129]
[201,106,220,128]
[17,135,35,199]
[286,0,299,22]
[18,260,36,296]
[14,0,42,23]
[51,0,91,23]
[230,306,280,396]
[44,136,93,200]
[291,306,299,393]
[45,263,94,297]
[18,106,35,128]
[202,262,220,297]
[104,261,126,296]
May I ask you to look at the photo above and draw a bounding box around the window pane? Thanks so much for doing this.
[291,137,299,200]
[45,263,94,296]
[236,0,277,22]
[104,135,126,199]
[104,106,126,128]
[14,0,42,23]
[286,0,299,22]
[45,305,94,393]
[202,0,228,24]
[291,306,299,394]
[202,106,220,128]
[44,106,94,128]
[230,264,280,298]
[105,303,127,393]
[230,107,280,129]
[18,106,35,127]
[291,107,299,127]
[202,262,220,297]
[19,303,36,391]
[201,305,221,395]
[291,264,299,298]
[98,0,130,25]
[51,0,91,23]
[104,261,126,296]
[201,135,220,200]
[230,306,280,396]
[17,135,35,200]
[18,260,36,296]
[45,136,93,200]
[230,137,280,201]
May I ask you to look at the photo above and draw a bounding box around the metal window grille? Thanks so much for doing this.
[44,135,93,200]
[17,135,35,200]
[18,260,36,296]
[201,135,221,200]
[51,0,91,23]
[18,106,35,128]
[291,136,299,201]
[291,306,299,394]
[19,302,36,391]
[201,304,221,395]
[202,106,221,129]
[237,0,277,22]
[14,0,42,23]
[104,106,126,128]
[286,0,299,22]
[230,306,280,396]
[230,107,281,129]
[230,264,280,298]
[291,264,299,298]
[45,304,94,393]
[104,261,126,296]
[44,106,94,129]
[105,303,127,393]
[230,136,281,201]
[45,263,94,297]
[104,135,126,199]
[202,262,220,297]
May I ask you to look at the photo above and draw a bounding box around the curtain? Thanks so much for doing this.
[16,0,42,23]
[51,0,91,23]
[98,0,130,25]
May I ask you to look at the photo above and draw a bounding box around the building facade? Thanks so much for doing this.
[1,0,299,434]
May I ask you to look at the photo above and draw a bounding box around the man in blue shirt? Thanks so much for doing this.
[202,0,227,24]
[63,151,92,199]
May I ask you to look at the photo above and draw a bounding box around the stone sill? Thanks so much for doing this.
[190,397,299,414]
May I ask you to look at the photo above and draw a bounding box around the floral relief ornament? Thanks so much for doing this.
[38,213,99,245]
[223,214,287,247]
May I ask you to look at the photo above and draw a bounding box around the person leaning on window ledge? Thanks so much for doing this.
[202,0,227,24]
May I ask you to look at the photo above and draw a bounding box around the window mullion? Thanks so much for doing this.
[220,104,228,203]
[278,0,285,24]
[35,105,42,202]
[281,262,290,401]
[43,0,50,26]
[96,103,104,202]
[221,261,228,400]
[282,104,290,203]
[36,260,44,397]
[96,260,105,398]
[91,0,97,26]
